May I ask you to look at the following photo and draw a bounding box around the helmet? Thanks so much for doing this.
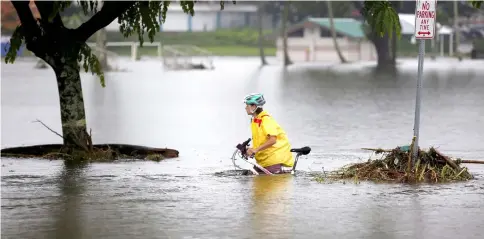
[244,93,266,106]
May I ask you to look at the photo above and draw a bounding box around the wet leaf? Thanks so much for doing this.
[469,0,484,8]
[50,1,72,22]
[161,1,171,23]
[79,44,105,87]
[4,25,24,64]
[77,0,99,15]
[362,1,402,39]
[6,0,235,87]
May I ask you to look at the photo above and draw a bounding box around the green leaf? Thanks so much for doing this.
[50,1,72,22]
[219,1,237,11]
[5,25,24,64]
[362,1,401,39]
[77,0,99,15]
[7,0,238,88]
[469,0,483,8]
[161,1,171,23]
[180,1,195,16]
[79,44,105,87]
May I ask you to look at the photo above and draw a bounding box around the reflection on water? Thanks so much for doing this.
[250,175,293,238]
[2,57,484,238]
[49,163,87,239]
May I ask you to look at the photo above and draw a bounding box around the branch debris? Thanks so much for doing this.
[316,145,476,184]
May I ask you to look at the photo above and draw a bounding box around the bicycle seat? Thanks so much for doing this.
[290,146,311,155]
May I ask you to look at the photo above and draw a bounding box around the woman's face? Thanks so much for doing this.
[245,104,257,115]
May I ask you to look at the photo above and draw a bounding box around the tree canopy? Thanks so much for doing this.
[4,0,484,83]
[360,0,483,38]
[4,1,235,87]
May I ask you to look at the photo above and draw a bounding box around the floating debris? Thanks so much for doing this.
[317,143,476,184]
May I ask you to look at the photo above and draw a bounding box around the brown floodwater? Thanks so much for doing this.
[2,57,484,239]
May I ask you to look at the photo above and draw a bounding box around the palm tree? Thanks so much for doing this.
[453,0,462,61]
[327,0,347,63]
[258,1,268,65]
[282,1,293,66]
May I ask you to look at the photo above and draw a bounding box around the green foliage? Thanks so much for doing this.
[289,1,354,20]
[361,1,401,38]
[4,0,233,87]
[180,1,195,15]
[436,5,451,25]
[161,1,170,24]
[77,0,100,15]
[469,0,484,8]
[473,39,484,51]
[79,45,105,87]
[50,1,73,21]
[220,1,237,11]
[118,1,164,46]
[4,26,24,64]
[6,0,482,85]
[361,0,483,39]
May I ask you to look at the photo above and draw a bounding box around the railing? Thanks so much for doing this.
[86,42,162,61]
[161,46,193,70]
[84,42,213,70]
[161,44,214,70]
[88,45,121,70]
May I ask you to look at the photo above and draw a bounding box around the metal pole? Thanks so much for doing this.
[453,0,460,57]
[412,39,426,162]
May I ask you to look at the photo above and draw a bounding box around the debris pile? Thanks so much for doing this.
[326,145,474,183]
[1,144,176,162]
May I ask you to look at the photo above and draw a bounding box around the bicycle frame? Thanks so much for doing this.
[231,138,311,175]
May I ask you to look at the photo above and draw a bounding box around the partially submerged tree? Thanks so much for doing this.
[327,0,347,64]
[4,0,483,159]
[356,0,482,73]
[281,1,292,66]
[5,0,234,157]
[356,1,400,73]
[257,1,267,66]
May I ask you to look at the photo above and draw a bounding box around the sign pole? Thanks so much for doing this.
[413,39,425,162]
[412,0,437,163]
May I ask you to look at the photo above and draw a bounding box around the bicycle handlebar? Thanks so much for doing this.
[236,138,251,156]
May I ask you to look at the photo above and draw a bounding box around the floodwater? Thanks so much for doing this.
[2,57,484,239]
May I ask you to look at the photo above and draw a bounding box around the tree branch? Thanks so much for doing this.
[75,1,136,42]
[10,1,40,38]
[33,119,64,139]
[34,1,64,28]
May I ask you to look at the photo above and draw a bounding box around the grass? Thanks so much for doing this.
[195,46,275,56]
[97,29,275,47]
[104,45,276,57]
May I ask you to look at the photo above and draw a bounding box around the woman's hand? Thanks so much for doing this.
[246,148,258,157]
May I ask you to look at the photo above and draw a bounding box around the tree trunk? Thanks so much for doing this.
[52,163,85,239]
[390,0,400,65]
[282,1,292,66]
[6,1,181,160]
[53,60,91,151]
[350,1,395,74]
[391,31,397,64]
[327,0,347,63]
[453,0,462,61]
[258,1,268,65]
[371,32,395,73]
